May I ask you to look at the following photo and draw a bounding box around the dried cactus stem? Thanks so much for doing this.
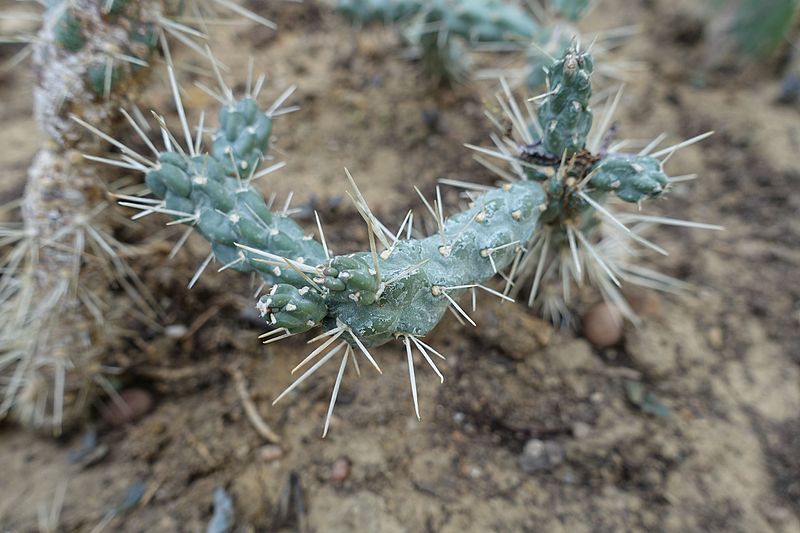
[1,149,111,431]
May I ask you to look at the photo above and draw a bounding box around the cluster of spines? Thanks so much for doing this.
[474,47,719,325]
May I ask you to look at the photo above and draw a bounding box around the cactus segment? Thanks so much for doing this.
[536,47,593,157]
[589,154,669,203]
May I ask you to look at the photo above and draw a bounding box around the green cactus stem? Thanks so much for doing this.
[475,47,720,326]
[92,46,717,435]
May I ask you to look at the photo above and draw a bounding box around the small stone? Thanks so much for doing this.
[760,501,791,524]
[519,439,564,473]
[259,445,283,463]
[582,302,623,348]
[572,421,591,439]
[707,327,723,349]
[330,456,352,483]
[471,298,552,359]
[164,324,188,338]
[101,388,154,426]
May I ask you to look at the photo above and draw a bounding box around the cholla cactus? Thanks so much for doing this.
[0,0,273,433]
[472,48,721,325]
[336,0,633,88]
[707,0,799,61]
[92,46,715,436]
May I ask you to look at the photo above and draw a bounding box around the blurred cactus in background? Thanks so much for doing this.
[336,0,539,83]
[0,0,273,434]
[710,0,799,60]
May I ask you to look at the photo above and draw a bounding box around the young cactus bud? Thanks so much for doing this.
[212,98,273,175]
[537,47,593,157]
[589,154,669,203]
[319,255,381,305]
[257,284,327,334]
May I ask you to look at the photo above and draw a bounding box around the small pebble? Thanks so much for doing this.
[572,421,591,439]
[519,439,564,473]
[101,388,154,426]
[259,445,284,462]
[583,302,623,348]
[707,327,723,349]
[330,456,352,483]
[164,324,188,338]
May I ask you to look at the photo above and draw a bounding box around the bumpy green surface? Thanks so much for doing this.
[142,48,673,348]
[212,98,274,175]
[537,48,593,157]
[589,154,668,203]
[145,94,549,345]
[326,180,545,346]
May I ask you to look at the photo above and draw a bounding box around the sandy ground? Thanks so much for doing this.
[0,0,799,531]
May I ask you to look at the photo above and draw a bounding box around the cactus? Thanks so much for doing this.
[336,0,633,89]
[0,0,274,434]
[336,0,539,84]
[709,0,799,60]
[90,46,715,436]
[473,48,721,325]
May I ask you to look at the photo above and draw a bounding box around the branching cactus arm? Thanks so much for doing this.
[90,46,718,436]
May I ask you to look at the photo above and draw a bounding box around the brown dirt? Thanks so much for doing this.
[1,0,799,531]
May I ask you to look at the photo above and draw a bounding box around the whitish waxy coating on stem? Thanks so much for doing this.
[146,130,546,346]
[324,180,545,347]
